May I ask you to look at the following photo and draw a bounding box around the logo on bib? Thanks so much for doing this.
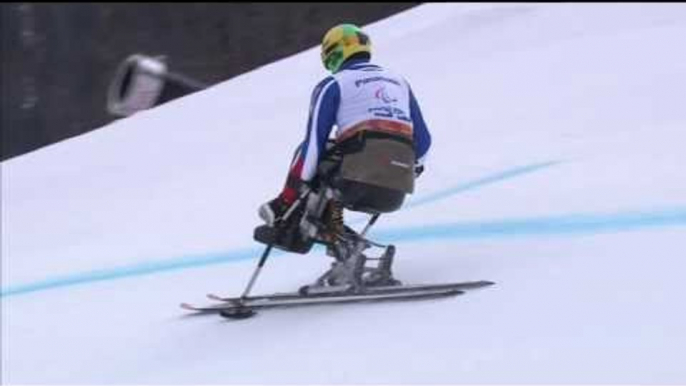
[375,87,398,104]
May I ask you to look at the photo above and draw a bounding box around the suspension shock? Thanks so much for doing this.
[328,199,345,236]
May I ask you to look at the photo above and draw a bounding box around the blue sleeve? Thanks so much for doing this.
[409,87,431,163]
[296,77,340,181]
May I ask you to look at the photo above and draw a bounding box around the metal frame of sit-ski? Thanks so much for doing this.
[297,184,399,295]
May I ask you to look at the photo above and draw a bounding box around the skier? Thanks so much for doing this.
[258,23,432,247]
[180,25,495,319]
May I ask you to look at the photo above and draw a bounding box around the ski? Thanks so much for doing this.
[206,280,494,303]
[181,286,466,317]
[181,280,494,319]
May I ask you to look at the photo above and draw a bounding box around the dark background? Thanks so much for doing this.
[1,3,419,161]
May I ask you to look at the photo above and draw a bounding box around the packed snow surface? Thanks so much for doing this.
[3,3,686,384]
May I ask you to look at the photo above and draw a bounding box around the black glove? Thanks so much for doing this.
[259,196,290,226]
[414,163,425,178]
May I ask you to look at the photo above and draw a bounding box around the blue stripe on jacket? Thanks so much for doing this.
[298,76,340,181]
[409,87,431,163]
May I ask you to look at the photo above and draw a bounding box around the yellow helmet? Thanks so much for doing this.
[321,24,371,73]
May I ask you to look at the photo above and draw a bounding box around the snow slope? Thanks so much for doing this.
[3,3,686,384]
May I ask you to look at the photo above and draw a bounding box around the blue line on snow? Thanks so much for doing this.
[4,161,562,298]
[4,160,684,298]
[371,208,686,242]
[1,248,260,297]
[3,207,686,298]
[403,160,563,209]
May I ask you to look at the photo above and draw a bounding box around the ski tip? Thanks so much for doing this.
[207,293,223,301]
[180,302,198,311]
